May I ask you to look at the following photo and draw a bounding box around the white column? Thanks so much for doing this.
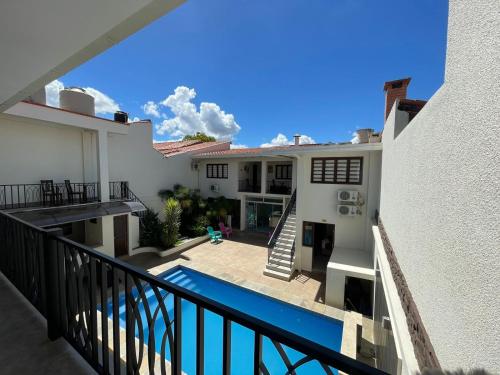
[261,160,267,194]
[97,129,110,202]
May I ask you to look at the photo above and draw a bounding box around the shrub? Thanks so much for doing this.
[139,209,163,247]
[190,215,210,236]
[162,198,182,248]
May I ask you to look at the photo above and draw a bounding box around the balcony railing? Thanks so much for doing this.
[266,180,292,195]
[0,182,100,210]
[0,209,386,375]
[238,180,261,193]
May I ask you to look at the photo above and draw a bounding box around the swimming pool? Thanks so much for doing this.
[110,266,343,374]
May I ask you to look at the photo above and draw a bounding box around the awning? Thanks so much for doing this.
[11,201,146,227]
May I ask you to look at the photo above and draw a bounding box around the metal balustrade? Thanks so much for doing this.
[0,210,386,375]
[0,182,100,210]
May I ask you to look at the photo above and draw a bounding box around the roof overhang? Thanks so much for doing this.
[10,201,145,227]
[192,143,383,160]
[0,0,184,111]
[1,101,129,134]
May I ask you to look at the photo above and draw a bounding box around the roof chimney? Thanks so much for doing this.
[383,77,411,121]
[293,134,301,146]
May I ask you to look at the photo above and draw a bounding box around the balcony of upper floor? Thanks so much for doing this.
[0,180,139,211]
[238,160,293,195]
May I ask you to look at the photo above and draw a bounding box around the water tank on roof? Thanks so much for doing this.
[114,111,128,123]
[59,87,95,116]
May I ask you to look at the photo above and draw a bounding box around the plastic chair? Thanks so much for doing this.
[219,222,233,238]
[207,226,223,244]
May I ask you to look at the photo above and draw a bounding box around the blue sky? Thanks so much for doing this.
[54,0,449,147]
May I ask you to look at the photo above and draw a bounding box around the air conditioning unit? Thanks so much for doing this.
[337,205,358,216]
[210,184,219,193]
[337,190,359,202]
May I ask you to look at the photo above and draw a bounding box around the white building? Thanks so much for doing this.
[0,0,498,374]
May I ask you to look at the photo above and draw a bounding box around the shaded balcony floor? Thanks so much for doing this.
[0,273,94,375]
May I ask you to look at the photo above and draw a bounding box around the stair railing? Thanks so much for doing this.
[267,189,296,263]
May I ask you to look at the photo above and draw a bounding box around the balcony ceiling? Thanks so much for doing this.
[0,0,184,112]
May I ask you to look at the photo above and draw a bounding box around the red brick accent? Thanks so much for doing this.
[378,218,441,371]
[383,78,411,121]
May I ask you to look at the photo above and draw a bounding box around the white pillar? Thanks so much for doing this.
[261,160,267,194]
[97,129,110,202]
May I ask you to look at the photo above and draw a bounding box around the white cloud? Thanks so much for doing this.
[148,86,241,140]
[44,79,120,115]
[261,133,316,147]
[84,87,120,115]
[45,80,64,107]
[231,143,248,149]
[350,131,359,144]
[128,116,141,123]
[142,101,160,118]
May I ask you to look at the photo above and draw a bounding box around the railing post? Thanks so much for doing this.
[44,228,63,341]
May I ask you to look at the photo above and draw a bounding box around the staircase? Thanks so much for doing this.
[264,190,296,281]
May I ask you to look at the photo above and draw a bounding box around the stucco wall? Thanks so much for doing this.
[379,0,500,371]
[295,150,382,271]
[107,122,195,215]
[0,116,87,184]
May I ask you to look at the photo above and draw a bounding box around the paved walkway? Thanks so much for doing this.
[0,273,94,375]
[123,231,343,320]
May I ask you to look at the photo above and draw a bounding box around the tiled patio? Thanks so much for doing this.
[123,231,344,320]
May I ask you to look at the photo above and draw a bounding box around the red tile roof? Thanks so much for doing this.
[153,140,231,157]
[195,143,320,157]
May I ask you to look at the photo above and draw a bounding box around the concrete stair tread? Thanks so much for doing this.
[263,268,292,281]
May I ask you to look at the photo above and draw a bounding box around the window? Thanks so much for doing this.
[302,222,313,247]
[207,163,228,179]
[275,164,292,180]
[311,157,363,184]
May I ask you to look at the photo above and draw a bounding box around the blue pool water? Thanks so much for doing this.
[110,266,343,374]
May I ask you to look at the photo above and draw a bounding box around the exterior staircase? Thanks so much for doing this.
[264,190,296,281]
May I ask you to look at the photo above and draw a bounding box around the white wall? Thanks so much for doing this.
[379,0,500,371]
[0,116,88,184]
[108,122,195,216]
[295,150,382,271]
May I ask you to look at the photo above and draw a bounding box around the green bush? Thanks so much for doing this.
[162,198,182,248]
[139,209,163,247]
[190,215,210,236]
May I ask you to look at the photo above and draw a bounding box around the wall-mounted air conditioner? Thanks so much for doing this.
[337,205,359,216]
[210,184,219,193]
[337,190,359,202]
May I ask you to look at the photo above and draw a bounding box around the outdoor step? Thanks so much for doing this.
[270,252,291,261]
[269,253,292,262]
[263,268,292,281]
[265,263,292,275]
[283,224,296,230]
[276,237,294,244]
[278,232,295,239]
[272,245,293,253]
[272,247,293,255]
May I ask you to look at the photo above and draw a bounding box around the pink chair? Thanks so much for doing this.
[219,222,233,238]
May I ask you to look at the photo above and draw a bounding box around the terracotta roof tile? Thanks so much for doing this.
[195,143,320,157]
[153,140,230,157]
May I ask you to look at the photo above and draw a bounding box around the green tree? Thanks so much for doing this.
[139,209,163,247]
[162,198,182,248]
[182,132,216,142]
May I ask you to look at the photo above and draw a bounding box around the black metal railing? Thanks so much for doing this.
[238,180,261,193]
[0,182,100,210]
[267,189,297,262]
[266,180,292,195]
[109,181,147,221]
[0,210,387,375]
